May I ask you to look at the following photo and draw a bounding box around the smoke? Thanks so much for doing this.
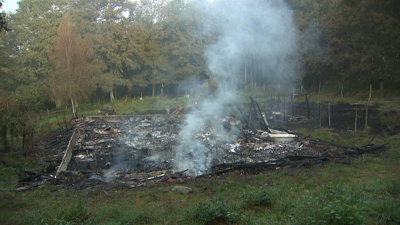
[103,149,135,182]
[205,0,298,83]
[173,0,298,175]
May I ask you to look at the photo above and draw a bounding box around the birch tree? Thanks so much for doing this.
[48,15,98,116]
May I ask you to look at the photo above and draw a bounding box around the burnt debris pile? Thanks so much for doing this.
[65,114,306,176]
[3,101,387,191]
[50,110,385,190]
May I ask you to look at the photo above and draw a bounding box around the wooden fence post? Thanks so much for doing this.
[341,84,344,98]
[270,91,273,114]
[284,96,286,122]
[319,102,321,128]
[355,104,358,132]
[318,82,321,97]
[369,84,372,102]
[278,92,280,110]
[292,87,295,99]
[365,104,368,127]
[291,95,294,120]
[328,102,331,127]
[305,92,309,118]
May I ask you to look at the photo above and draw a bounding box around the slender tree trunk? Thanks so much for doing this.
[244,60,247,91]
[75,100,78,117]
[71,98,76,117]
[250,57,255,88]
[31,128,34,153]
[22,122,26,152]
[152,83,156,97]
[110,90,114,102]
[2,125,7,151]
[10,125,13,153]
[56,99,62,108]
[252,54,256,88]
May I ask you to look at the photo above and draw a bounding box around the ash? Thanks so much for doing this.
[67,114,307,181]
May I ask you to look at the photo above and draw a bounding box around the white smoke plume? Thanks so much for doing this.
[173,0,298,175]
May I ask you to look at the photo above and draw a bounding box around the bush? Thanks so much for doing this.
[292,185,365,225]
[240,184,275,207]
[192,198,239,225]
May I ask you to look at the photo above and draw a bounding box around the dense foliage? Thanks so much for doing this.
[1,0,398,106]
[0,0,399,150]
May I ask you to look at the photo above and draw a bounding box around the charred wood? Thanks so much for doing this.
[50,177,84,192]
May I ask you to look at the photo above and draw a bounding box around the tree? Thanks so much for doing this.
[325,0,400,95]
[48,15,99,116]
[155,1,210,95]
[93,0,143,101]
[0,0,12,32]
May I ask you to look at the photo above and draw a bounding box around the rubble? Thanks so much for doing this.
[2,100,387,191]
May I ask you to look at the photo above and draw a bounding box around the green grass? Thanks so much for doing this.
[115,96,204,115]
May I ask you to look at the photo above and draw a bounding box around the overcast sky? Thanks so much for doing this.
[1,0,19,13]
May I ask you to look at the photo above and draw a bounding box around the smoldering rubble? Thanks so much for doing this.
[6,110,387,192]
[67,114,303,176]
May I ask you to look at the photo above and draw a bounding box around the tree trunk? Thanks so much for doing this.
[253,54,257,88]
[30,128,34,154]
[10,125,13,153]
[71,98,76,118]
[244,60,247,91]
[110,89,115,102]
[22,122,26,152]
[55,99,62,108]
[152,83,156,97]
[2,125,7,152]
[75,100,78,117]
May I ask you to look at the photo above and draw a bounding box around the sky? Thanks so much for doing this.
[1,0,19,13]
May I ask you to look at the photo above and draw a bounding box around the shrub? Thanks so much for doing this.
[192,198,239,225]
[292,185,365,225]
[240,184,275,207]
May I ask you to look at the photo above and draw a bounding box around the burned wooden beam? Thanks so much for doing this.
[285,160,310,175]
[50,177,84,192]
[196,168,231,178]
